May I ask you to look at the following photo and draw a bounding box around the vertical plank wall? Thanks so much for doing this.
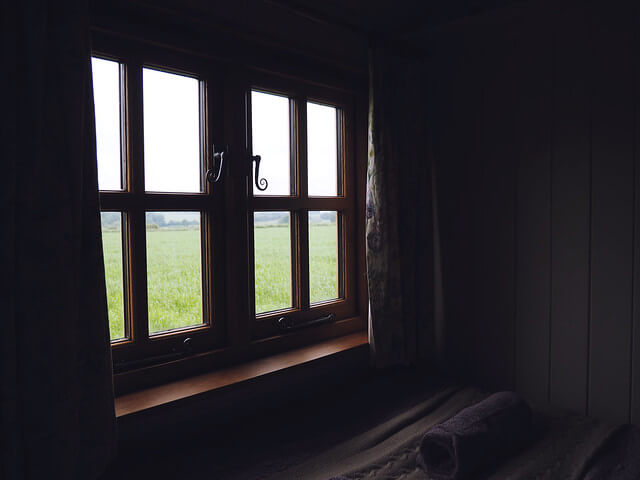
[513,21,552,408]
[549,4,591,417]
[429,0,640,423]
[474,26,519,392]
[588,1,634,423]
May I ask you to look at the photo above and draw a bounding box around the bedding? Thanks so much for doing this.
[582,424,640,479]
[263,385,630,480]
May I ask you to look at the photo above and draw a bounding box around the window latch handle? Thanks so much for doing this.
[206,144,228,184]
[251,154,268,191]
[275,313,336,333]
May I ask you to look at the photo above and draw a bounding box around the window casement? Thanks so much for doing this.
[92,35,364,393]
[247,79,358,341]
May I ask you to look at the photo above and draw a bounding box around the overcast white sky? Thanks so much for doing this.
[92,57,339,197]
[92,57,122,191]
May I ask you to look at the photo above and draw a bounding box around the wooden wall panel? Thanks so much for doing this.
[514,25,552,407]
[472,31,517,391]
[431,0,639,423]
[549,6,591,414]
[588,1,634,423]
[633,6,640,424]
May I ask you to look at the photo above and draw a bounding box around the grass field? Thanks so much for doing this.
[102,223,338,340]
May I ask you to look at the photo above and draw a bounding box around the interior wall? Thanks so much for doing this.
[428,0,640,424]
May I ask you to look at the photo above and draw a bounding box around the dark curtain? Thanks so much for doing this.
[1,1,117,478]
[367,46,444,368]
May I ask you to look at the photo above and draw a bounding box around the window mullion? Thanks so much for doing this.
[126,59,151,346]
[224,74,252,346]
[202,74,215,339]
[296,97,310,310]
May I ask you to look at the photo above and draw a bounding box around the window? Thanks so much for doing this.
[92,37,364,391]
[248,88,356,340]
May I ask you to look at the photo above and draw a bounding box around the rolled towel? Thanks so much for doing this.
[418,391,532,480]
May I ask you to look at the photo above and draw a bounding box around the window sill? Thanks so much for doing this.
[115,331,368,418]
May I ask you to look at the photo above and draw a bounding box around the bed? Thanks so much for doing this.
[118,373,639,479]
[257,384,640,480]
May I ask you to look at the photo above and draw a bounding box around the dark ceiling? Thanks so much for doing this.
[133,0,524,39]
[265,0,523,36]
[111,0,527,70]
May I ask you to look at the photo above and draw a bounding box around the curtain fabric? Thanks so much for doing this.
[367,46,442,368]
[1,1,117,478]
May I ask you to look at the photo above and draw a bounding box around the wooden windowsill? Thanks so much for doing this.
[115,331,368,417]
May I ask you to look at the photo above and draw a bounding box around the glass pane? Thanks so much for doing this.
[101,212,125,340]
[143,68,201,193]
[309,211,339,303]
[254,212,292,313]
[92,57,123,191]
[251,91,291,196]
[307,102,338,197]
[146,212,203,333]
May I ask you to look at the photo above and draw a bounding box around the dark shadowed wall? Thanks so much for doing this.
[91,0,369,86]
[426,0,640,424]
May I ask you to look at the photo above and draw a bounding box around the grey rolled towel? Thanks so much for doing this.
[418,391,532,480]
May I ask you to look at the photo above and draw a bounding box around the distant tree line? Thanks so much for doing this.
[100,212,200,230]
[102,211,336,230]
[145,212,198,228]
[254,211,337,226]
[100,212,120,229]
[314,211,337,223]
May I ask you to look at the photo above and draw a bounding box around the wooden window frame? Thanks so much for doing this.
[246,73,358,340]
[93,32,367,395]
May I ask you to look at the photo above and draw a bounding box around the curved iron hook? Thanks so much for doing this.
[206,145,227,184]
[252,155,268,191]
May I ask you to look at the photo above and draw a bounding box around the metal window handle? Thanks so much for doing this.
[274,313,336,333]
[206,147,268,190]
[113,336,195,373]
[206,145,227,183]
[252,154,268,191]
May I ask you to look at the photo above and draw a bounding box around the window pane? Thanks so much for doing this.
[254,212,292,313]
[101,212,125,340]
[309,211,339,303]
[146,212,203,333]
[251,91,291,196]
[92,57,123,191]
[307,102,338,197]
[143,68,201,193]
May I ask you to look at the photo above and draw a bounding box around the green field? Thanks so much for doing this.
[102,224,338,340]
